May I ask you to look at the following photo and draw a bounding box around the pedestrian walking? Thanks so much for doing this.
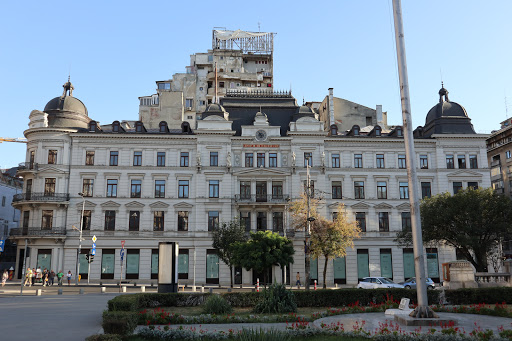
[24,268,32,287]
[1,270,8,287]
[49,270,55,286]
[296,272,301,289]
[67,270,72,286]
[31,268,36,286]
[35,267,42,284]
[57,270,64,286]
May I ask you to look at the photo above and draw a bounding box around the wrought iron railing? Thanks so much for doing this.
[17,162,38,171]
[10,226,67,237]
[12,192,70,203]
[234,194,290,203]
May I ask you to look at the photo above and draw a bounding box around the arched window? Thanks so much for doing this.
[181,121,191,134]
[159,121,168,133]
[352,125,360,136]
[112,121,120,133]
[330,124,338,136]
[375,125,381,137]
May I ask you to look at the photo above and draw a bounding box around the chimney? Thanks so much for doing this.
[328,88,335,127]
[376,105,383,126]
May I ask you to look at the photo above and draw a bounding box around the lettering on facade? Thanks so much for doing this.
[243,144,280,148]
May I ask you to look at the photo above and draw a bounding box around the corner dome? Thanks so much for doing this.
[423,85,475,137]
[202,103,229,120]
[297,105,313,114]
[42,79,90,129]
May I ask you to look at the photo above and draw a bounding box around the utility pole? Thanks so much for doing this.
[75,193,85,285]
[19,238,28,295]
[392,0,437,318]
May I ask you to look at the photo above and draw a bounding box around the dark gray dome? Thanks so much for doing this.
[205,103,226,113]
[44,96,88,116]
[43,80,90,129]
[297,105,313,114]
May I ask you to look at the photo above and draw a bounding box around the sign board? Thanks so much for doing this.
[399,298,410,310]
[120,249,125,261]
[91,249,96,256]
[0,240,4,252]
[92,235,97,243]
[92,243,96,249]
[121,240,125,248]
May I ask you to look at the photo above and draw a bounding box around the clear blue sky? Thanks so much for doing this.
[1,0,510,168]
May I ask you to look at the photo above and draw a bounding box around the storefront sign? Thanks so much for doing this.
[243,144,279,148]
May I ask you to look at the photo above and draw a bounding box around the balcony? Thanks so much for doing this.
[10,226,67,238]
[12,192,70,204]
[491,160,502,168]
[17,162,38,173]
[234,194,290,203]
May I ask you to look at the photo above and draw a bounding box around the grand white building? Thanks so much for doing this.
[10,80,490,286]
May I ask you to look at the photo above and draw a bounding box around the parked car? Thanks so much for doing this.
[356,277,404,289]
[400,277,435,290]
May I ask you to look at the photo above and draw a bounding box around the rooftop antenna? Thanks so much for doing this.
[440,68,443,85]
[302,96,305,105]
[258,22,261,32]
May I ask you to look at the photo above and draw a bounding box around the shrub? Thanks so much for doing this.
[238,328,292,341]
[202,294,233,314]
[445,287,512,305]
[84,335,122,341]
[102,311,138,335]
[253,283,297,313]
[223,292,260,307]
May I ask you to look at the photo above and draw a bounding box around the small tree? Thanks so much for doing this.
[289,192,320,231]
[396,188,512,272]
[310,204,361,289]
[212,217,248,288]
[232,231,295,286]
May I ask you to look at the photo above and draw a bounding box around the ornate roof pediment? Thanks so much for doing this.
[125,201,145,208]
[351,202,370,209]
[100,200,121,208]
[395,202,411,210]
[75,200,97,209]
[149,201,170,209]
[374,202,393,209]
[173,201,194,209]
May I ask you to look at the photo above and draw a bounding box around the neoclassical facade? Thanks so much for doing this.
[11,82,490,286]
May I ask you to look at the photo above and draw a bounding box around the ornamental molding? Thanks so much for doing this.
[395,202,410,210]
[100,200,121,208]
[351,202,370,209]
[446,170,483,178]
[149,201,170,209]
[374,202,393,210]
[173,201,193,209]
[75,200,97,209]
[125,201,145,208]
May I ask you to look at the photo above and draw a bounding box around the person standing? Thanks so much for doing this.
[31,268,36,286]
[49,270,55,286]
[57,270,64,286]
[67,271,72,286]
[296,272,301,289]
[1,270,8,287]
[24,268,32,287]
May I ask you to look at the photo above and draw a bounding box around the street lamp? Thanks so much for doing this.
[75,192,85,286]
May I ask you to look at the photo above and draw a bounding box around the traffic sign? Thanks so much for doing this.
[120,249,125,261]
[0,240,4,252]
[121,240,125,248]
[91,249,96,256]
[92,243,96,249]
[92,235,97,243]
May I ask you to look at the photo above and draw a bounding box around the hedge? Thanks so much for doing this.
[107,289,439,312]
[102,311,138,335]
[444,287,512,305]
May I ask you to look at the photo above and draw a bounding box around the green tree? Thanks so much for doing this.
[310,204,361,289]
[395,188,512,272]
[212,217,248,288]
[232,231,295,286]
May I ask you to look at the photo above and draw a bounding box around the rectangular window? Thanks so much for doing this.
[41,210,53,229]
[376,154,385,168]
[426,248,439,280]
[101,249,115,279]
[256,181,267,201]
[126,249,140,279]
[151,249,158,279]
[453,182,463,194]
[357,249,369,280]
[304,152,313,167]
[85,151,95,165]
[469,155,478,169]
[48,150,57,164]
[178,180,189,198]
[180,152,189,167]
[129,211,140,231]
[206,249,219,284]
[457,155,466,169]
[257,212,267,230]
[155,180,165,198]
[22,211,30,228]
[133,151,142,166]
[104,210,116,231]
[208,211,219,231]
[380,249,393,279]
[44,178,56,195]
[245,153,254,167]
[354,181,365,199]
[332,181,342,199]
[354,154,363,168]
[272,181,283,199]
[399,182,409,199]
[333,257,346,284]
[240,211,251,231]
[398,155,406,169]
[378,212,389,232]
[153,211,164,231]
[468,182,478,190]
[355,212,366,232]
[209,180,219,198]
[420,155,428,169]
[106,179,117,197]
[185,98,193,107]
[178,249,189,279]
[82,179,94,197]
[421,182,431,199]
[110,151,119,166]
[82,210,91,230]
[272,212,283,232]
[377,181,387,199]
[178,211,188,231]
[210,152,218,166]
[269,153,277,167]
[257,153,265,167]
[403,249,415,279]
[446,155,454,169]
[401,212,411,231]
[131,180,141,198]
[332,153,340,168]
[240,181,251,199]
[157,152,165,167]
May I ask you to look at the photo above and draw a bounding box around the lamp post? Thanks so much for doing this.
[75,192,85,286]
